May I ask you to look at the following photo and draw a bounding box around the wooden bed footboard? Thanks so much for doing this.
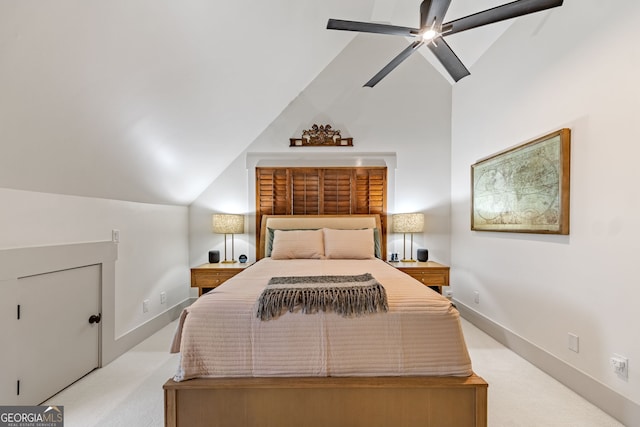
[164,374,487,427]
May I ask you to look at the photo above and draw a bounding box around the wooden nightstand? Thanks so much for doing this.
[190,262,253,296]
[388,260,450,294]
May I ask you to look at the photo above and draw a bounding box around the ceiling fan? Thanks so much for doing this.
[327,0,564,87]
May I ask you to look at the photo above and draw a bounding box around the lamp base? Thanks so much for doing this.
[400,259,417,263]
[221,259,236,264]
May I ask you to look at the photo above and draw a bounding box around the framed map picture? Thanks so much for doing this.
[471,128,571,234]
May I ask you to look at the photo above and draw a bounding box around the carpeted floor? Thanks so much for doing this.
[44,317,624,427]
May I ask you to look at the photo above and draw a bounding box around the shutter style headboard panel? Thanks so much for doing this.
[256,166,387,253]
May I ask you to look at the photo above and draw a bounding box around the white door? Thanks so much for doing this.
[16,264,101,404]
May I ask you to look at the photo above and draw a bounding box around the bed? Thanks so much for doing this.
[164,214,487,427]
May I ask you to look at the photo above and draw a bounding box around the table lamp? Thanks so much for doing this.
[392,213,424,262]
[212,214,245,263]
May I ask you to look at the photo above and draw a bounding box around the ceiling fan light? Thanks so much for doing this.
[422,29,437,41]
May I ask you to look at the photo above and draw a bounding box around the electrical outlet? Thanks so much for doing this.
[112,229,120,243]
[568,333,579,353]
[444,289,453,299]
[160,292,166,305]
[611,354,628,379]
[143,299,150,313]
[473,291,480,304]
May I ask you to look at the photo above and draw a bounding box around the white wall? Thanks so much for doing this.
[0,188,190,339]
[451,0,640,413]
[0,1,378,206]
[190,33,453,267]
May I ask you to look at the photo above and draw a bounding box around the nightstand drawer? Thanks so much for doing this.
[389,261,450,294]
[404,271,448,286]
[191,263,253,296]
[192,270,236,287]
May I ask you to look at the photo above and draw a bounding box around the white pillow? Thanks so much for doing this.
[270,229,324,259]
[323,228,375,259]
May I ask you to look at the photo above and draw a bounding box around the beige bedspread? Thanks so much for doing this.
[172,258,472,381]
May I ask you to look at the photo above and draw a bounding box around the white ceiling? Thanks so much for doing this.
[0,0,517,205]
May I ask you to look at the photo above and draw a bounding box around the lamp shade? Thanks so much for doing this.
[392,213,424,233]
[212,214,245,234]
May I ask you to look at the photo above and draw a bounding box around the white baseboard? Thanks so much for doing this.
[102,297,195,366]
[455,300,639,427]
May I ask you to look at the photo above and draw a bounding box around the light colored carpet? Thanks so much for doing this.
[460,320,623,427]
[44,317,624,427]
[44,322,180,427]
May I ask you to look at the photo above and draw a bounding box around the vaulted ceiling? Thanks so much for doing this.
[0,0,514,205]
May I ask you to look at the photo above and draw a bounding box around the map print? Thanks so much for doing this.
[472,135,563,232]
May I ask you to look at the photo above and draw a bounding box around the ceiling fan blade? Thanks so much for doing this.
[427,38,470,82]
[420,0,453,29]
[365,40,424,87]
[327,19,419,37]
[444,0,563,36]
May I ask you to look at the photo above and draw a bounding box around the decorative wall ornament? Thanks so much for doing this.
[289,124,353,147]
[471,128,571,234]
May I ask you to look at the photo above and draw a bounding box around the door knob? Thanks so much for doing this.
[88,313,102,324]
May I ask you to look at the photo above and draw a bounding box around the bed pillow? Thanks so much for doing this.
[270,229,325,259]
[372,228,382,259]
[266,227,277,257]
[266,227,320,257]
[323,228,375,259]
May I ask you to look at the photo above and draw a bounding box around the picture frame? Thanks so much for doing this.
[471,128,571,234]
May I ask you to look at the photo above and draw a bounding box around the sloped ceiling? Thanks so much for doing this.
[0,0,516,205]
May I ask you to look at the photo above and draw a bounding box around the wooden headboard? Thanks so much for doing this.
[258,214,385,260]
[255,166,387,256]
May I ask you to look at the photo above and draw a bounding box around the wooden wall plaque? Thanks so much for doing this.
[290,124,353,147]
